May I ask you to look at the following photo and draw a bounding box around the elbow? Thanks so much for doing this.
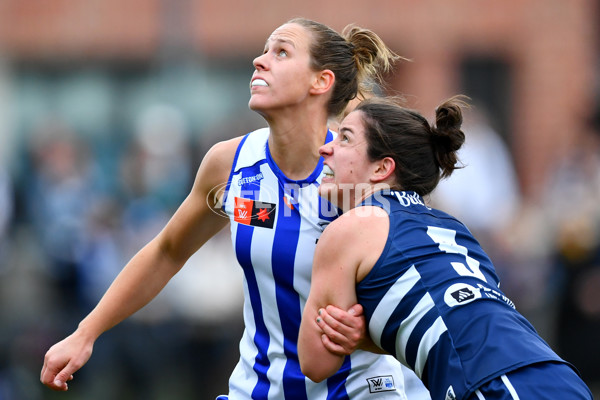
[298,351,328,383]
[300,363,327,383]
[297,322,339,382]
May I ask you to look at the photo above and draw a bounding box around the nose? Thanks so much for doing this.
[253,53,268,71]
[319,143,332,157]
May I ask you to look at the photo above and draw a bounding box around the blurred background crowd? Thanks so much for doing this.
[0,1,599,399]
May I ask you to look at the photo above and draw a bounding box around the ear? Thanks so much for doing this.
[309,69,335,95]
[371,157,396,183]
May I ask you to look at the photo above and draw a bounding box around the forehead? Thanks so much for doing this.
[266,23,311,48]
[340,110,366,134]
[340,111,364,130]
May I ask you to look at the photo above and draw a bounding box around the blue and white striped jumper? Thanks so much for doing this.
[221,128,407,400]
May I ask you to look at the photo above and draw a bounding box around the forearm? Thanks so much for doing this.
[76,239,184,340]
[298,310,345,382]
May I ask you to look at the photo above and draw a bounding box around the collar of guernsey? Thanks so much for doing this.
[225,127,334,190]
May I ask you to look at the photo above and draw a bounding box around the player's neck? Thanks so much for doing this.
[267,119,328,181]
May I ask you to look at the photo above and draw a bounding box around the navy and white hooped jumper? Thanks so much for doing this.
[221,129,407,400]
[356,190,590,400]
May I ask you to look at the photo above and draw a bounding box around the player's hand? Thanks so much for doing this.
[316,304,365,356]
[40,332,94,391]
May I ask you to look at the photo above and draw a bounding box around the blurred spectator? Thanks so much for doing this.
[74,198,124,311]
[118,103,195,322]
[0,162,13,274]
[120,103,192,212]
[22,117,101,313]
[543,111,600,397]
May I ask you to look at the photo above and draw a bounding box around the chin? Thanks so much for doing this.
[249,91,276,105]
[248,102,272,120]
[318,183,341,206]
[248,96,266,110]
[248,99,260,111]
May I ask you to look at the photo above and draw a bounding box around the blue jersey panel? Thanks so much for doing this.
[357,191,571,400]
[469,362,592,400]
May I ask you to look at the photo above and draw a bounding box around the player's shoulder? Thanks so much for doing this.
[321,206,388,244]
[345,205,389,222]
[337,205,388,227]
[194,135,244,192]
[207,135,245,160]
[209,126,270,162]
[203,136,244,169]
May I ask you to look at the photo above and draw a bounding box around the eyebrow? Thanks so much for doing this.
[264,37,296,50]
[339,127,354,136]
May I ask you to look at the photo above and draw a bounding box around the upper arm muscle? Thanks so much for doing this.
[155,136,243,264]
[310,206,389,307]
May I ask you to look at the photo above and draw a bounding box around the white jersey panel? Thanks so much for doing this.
[222,128,416,399]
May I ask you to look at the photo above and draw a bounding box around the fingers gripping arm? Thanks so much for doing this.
[316,304,365,356]
[317,304,386,355]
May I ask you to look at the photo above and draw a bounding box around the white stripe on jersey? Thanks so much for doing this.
[415,317,447,377]
[473,375,523,400]
[501,374,520,400]
[369,265,421,349]
[395,293,435,373]
[368,264,448,379]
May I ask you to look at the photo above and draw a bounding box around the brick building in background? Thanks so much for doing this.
[0,0,597,197]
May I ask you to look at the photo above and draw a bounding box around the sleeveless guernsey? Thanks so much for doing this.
[357,190,572,400]
[221,129,407,400]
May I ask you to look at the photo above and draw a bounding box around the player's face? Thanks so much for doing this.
[249,23,319,116]
[318,110,379,210]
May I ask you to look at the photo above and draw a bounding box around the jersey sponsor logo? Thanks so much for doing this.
[451,287,475,302]
[444,283,482,307]
[366,375,396,393]
[477,283,516,309]
[445,385,457,400]
[392,190,430,209]
[233,197,276,229]
[237,172,264,186]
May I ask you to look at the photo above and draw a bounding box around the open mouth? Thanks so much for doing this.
[251,79,268,88]
[322,164,334,178]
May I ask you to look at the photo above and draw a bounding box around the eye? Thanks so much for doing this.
[277,49,288,57]
[340,134,349,143]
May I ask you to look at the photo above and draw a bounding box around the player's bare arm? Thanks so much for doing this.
[312,207,390,356]
[299,208,387,381]
[40,136,243,391]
